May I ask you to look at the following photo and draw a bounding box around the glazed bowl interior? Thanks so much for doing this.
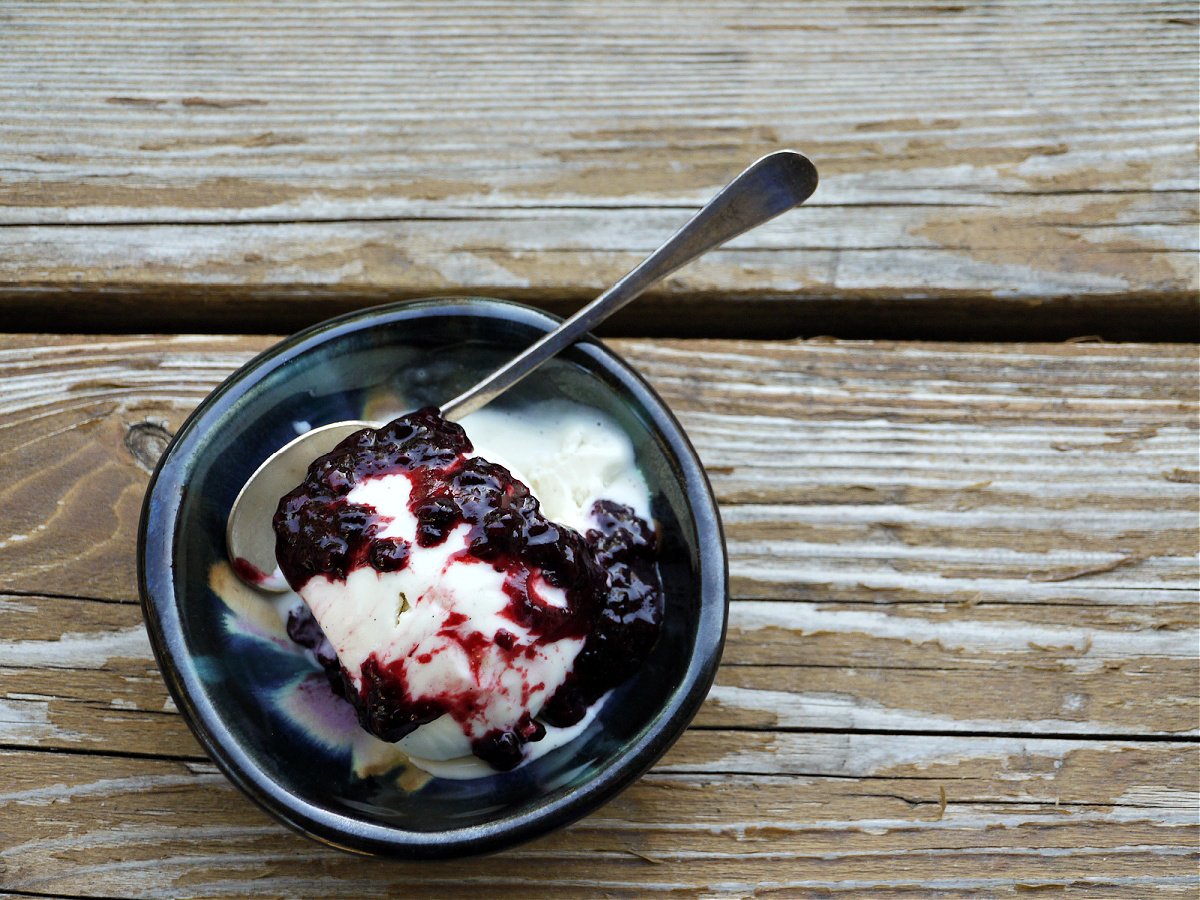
[140,298,726,856]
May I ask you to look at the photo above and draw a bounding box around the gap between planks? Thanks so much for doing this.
[2,290,1198,342]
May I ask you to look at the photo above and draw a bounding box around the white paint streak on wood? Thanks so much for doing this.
[582,807,1200,836]
[722,502,1197,535]
[0,773,225,806]
[1115,787,1200,810]
[0,698,84,744]
[731,538,1189,574]
[705,685,1198,737]
[731,568,1190,607]
[659,731,1130,778]
[0,626,152,669]
[730,603,1196,663]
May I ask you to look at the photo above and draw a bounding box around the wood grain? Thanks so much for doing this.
[1,1,1197,336]
[2,743,1197,897]
[0,333,1196,893]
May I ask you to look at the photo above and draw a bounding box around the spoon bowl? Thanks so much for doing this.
[226,420,372,590]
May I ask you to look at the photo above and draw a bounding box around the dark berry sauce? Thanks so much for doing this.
[273,407,663,771]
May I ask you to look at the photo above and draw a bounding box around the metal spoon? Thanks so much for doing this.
[227,150,818,590]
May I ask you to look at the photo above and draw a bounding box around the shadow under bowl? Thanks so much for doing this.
[139,297,728,858]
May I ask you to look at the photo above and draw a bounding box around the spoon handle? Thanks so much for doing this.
[440,149,818,421]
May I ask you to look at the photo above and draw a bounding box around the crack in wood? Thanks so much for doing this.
[686,725,1200,742]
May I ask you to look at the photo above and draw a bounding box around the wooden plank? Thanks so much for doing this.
[0,334,1195,892]
[1,743,1196,896]
[1,1,1197,334]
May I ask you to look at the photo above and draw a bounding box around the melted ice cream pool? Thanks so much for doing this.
[285,400,652,779]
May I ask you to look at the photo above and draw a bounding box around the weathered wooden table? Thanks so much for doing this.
[2,2,1197,896]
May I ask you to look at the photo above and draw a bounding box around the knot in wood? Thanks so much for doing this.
[125,420,173,473]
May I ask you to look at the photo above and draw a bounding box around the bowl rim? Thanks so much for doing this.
[138,297,728,858]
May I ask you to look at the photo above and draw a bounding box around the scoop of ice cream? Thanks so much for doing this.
[274,407,617,770]
[458,402,653,533]
[273,405,665,774]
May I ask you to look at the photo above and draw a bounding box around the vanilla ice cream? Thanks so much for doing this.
[273,401,662,777]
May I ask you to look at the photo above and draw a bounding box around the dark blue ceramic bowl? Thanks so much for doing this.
[139,298,727,858]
